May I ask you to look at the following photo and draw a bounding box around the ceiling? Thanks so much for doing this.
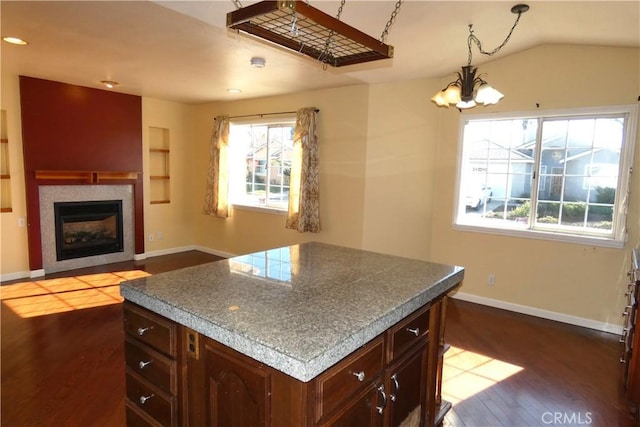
[2,1,638,104]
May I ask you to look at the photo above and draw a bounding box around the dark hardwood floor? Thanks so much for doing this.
[1,251,634,426]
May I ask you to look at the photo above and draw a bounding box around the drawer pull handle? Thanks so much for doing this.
[139,394,154,405]
[137,326,154,336]
[621,357,627,364]
[390,373,399,402]
[376,385,387,415]
[406,327,420,336]
[352,371,366,382]
[138,360,153,370]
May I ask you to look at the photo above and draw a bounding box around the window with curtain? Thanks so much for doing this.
[454,105,637,247]
[204,108,320,232]
[228,117,295,212]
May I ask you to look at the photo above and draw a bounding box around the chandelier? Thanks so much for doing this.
[431,4,529,109]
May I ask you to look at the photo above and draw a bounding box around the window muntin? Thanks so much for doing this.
[229,120,295,211]
[455,106,636,246]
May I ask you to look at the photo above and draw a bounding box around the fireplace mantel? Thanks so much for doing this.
[35,170,139,183]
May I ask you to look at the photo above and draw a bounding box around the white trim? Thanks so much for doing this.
[452,223,625,248]
[231,204,287,216]
[30,269,45,279]
[144,245,237,260]
[0,270,32,282]
[144,245,198,258]
[134,253,147,261]
[450,291,622,335]
[192,245,237,259]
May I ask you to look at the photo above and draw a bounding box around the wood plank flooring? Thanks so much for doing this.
[1,251,635,426]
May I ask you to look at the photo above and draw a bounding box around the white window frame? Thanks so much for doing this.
[453,105,638,248]
[228,116,296,215]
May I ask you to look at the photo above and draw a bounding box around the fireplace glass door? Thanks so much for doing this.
[54,200,124,261]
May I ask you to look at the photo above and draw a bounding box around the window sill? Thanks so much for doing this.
[231,204,287,216]
[452,223,625,249]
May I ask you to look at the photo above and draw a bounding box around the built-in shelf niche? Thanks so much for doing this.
[1,110,12,213]
[149,126,170,204]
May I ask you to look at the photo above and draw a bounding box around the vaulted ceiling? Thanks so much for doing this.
[2,1,638,104]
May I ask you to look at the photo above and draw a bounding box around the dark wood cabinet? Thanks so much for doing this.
[123,302,181,426]
[386,344,427,426]
[624,249,640,419]
[125,296,452,427]
[204,339,271,427]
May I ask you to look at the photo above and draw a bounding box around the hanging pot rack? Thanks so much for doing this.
[226,0,400,67]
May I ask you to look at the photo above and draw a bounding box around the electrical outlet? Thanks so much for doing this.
[17,217,26,227]
[148,233,154,242]
[488,274,496,286]
[157,231,164,240]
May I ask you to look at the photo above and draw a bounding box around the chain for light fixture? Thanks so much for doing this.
[380,0,404,43]
[431,4,529,110]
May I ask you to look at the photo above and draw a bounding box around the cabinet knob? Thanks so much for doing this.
[621,357,627,364]
[352,371,365,382]
[406,327,420,336]
[376,385,387,415]
[138,360,153,370]
[139,394,154,405]
[137,326,154,336]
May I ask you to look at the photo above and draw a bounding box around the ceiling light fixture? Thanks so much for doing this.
[227,0,404,68]
[100,80,119,89]
[431,4,529,110]
[227,88,242,94]
[250,57,266,68]
[2,36,28,45]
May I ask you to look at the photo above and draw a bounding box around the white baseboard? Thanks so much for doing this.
[0,270,32,282]
[192,245,237,259]
[143,245,236,261]
[143,245,197,258]
[451,291,623,336]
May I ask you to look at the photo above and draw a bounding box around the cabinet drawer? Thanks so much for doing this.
[387,305,430,361]
[126,372,177,426]
[125,402,161,427]
[125,336,177,395]
[124,302,177,357]
[315,335,384,422]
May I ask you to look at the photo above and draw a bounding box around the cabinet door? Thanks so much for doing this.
[386,344,427,427]
[204,342,270,427]
[319,381,384,427]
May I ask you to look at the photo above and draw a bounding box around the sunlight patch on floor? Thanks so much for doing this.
[442,345,524,404]
[0,270,150,318]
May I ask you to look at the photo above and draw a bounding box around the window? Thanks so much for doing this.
[455,105,637,247]
[228,118,295,211]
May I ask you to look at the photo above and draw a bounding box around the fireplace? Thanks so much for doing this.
[54,200,124,261]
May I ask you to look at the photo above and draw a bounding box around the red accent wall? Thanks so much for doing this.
[19,76,145,270]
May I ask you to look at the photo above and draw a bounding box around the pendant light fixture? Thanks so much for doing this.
[431,4,529,109]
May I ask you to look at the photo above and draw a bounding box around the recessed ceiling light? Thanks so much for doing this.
[2,36,28,45]
[100,80,119,89]
[227,88,242,94]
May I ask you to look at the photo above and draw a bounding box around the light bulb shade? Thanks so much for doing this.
[443,84,462,104]
[475,83,504,105]
[456,100,477,109]
[431,91,449,107]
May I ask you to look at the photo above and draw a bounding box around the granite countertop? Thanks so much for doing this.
[120,242,464,382]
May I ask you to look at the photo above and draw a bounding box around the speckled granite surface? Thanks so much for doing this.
[120,242,464,382]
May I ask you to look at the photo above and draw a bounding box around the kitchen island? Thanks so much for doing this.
[120,242,464,426]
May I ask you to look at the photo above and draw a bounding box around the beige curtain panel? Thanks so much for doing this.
[286,107,320,233]
[203,115,230,218]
